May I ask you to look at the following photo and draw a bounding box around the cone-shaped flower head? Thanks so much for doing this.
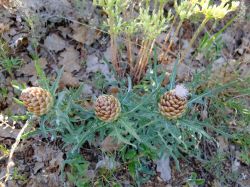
[159,85,188,119]
[95,95,121,122]
[20,87,53,116]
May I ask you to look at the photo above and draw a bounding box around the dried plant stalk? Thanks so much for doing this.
[3,119,30,183]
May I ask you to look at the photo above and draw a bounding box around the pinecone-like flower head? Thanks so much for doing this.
[95,95,121,122]
[159,85,188,119]
[20,87,53,116]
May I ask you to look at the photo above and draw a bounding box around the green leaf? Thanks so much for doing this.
[169,59,178,90]
[195,179,205,185]
[188,80,238,105]
[34,59,49,90]
[122,121,141,142]
[11,115,28,121]
[180,119,212,140]
[51,67,64,94]
[11,80,26,91]
[128,161,136,179]
[112,126,137,148]
[13,98,24,106]
[125,149,137,160]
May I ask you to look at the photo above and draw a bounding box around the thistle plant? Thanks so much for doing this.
[10,55,239,185]
[94,94,121,122]
[20,87,54,116]
[158,84,188,119]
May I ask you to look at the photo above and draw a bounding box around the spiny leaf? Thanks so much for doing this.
[122,121,141,142]
[112,126,137,148]
[34,59,49,90]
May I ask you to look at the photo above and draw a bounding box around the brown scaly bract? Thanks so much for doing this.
[94,95,121,122]
[158,85,188,119]
[20,87,53,116]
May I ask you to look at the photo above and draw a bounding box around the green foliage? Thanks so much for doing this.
[12,167,28,183]
[121,147,156,185]
[233,132,250,165]
[0,39,22,77]
[186,172,205,187]
[93,0,128,35]
[64,154,90,187]
[0,144,9,156]
[198,16,236,61]
[0,87,8,98]
[202,152,240,185]
[27,52,238,185]
[0,57,22,77]
[137,7,168,40]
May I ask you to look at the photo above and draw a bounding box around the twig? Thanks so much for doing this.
[2,118,31,183]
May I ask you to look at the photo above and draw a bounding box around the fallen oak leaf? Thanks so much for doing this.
[101,136,122,152]
[58,46,81,73]
[70,23,100,45]
[156,153,172,182]
[44,34,66,52]
[59,71,80,88]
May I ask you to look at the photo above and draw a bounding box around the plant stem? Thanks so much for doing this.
[110,34,120,75]
[167,20,183,51]
[3,118,31,183]
[163,15,178,47]
[134,40,151,81]
[180,17,209,63]
[135,39,154,81]
[159,15,177,63]
[126,35,133,74]
[137,40,155,80]
[109,14,120,75]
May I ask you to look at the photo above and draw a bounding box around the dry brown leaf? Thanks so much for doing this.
[58,46,81,72]
[82,84,93,95]
[27,173,63,187]
[103,46,112,62]
[27,143,64,186]
[86,54,114,82]
[44,34,66,52]
[59,71,80,88]
[101,136,121,152]
[0,114,19,139]
[21,0,71,17]
[217,136,229,152]
[18,58,47,76]
[32,143,64,167]
[33,162,45,174]
[0,125,19,139]
[70,23,96,45]
[108,87,119,96]
[156,153,172,182]
[0,23,9,34]
[164,62,192,82]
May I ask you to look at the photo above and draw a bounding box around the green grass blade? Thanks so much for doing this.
[169,59,178,90]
